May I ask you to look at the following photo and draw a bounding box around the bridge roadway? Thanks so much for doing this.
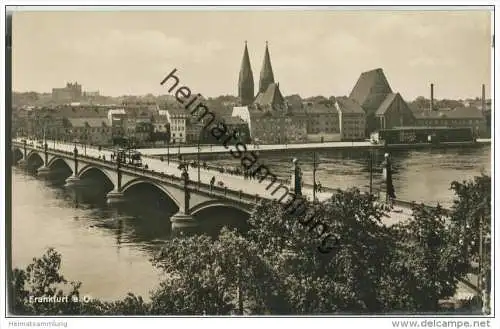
[13,138,416,226]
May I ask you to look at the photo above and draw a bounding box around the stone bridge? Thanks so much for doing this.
[12,140,260,231]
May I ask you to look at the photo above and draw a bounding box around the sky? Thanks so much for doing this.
[12,9,492,100]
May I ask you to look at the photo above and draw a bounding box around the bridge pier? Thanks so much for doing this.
[106,190,126,205]
[170,212,199,233]
[107,154,126,205]
[37,166,51,179]
[18,140,28,169]
[17,158,27,169]
[64,175,81,189]
[65,146,81,188]
[170,162,199,234]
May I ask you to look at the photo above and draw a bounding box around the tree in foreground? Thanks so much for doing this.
[449,174,491,312]
[10,175,491,315]
[387,204,468,312]
[150,228,284,315]
[246,189,395,313]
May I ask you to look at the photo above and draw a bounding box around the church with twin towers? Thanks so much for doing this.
[231,41,420,144]
[232,41,310,144]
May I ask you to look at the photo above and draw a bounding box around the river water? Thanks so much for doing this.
[192,145,491,207]
[11,145,491,301]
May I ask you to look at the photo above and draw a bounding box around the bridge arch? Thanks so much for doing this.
[12,148,23,163]
[190,200,252,216]
[26,150,43,163]
[121,178,182,209]
[47,157,73,172]
[26,151,44,168]
[192,200,252,236]
[78,165,115,185]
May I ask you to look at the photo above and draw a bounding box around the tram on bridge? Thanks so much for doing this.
[114,148,143,166]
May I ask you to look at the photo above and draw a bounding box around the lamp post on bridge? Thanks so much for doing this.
[64,138,81,202]
[197,130,202,189]
[18,139,28,169]
[84,126,88,156]
[169,160,198,234]
[313,152,317,202]
[37,126,52,178]
[167,139,170,164]
[73,140,78,172]
[291,158,302,196]
[181,163,191,214]
[106,147,126,205]
[382,152,396,205]
[23,139,27,159]
[369,146,374,195]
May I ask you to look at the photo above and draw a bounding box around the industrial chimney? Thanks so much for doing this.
[430,83,434,111]
[482,84,486,113]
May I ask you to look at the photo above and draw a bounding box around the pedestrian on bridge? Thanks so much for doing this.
[210,176,216,191]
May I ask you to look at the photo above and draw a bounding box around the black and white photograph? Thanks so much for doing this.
[2,3,496,327]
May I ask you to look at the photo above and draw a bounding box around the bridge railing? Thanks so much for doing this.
[14,141,261,206]
[14,141,452,213]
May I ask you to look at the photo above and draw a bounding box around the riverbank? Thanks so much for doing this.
[136,139,491,156]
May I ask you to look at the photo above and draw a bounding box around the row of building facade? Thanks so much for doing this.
[13,43,489,146]
[229,42,489,144]
[12,102,252,147]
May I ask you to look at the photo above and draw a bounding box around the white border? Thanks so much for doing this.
[1,2,497,329]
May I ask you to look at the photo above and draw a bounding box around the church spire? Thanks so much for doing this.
[238,41,254,106]
[259,41,275,94]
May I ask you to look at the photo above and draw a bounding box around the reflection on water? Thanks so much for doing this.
[12,169,167,302]
[11,145,490,301]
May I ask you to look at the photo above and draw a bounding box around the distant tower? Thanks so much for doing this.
[238,41,254,106]
[259,41,275,94]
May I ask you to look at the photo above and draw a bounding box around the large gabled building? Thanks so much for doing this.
[349,68,415,135]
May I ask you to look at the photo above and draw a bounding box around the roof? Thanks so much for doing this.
[108,109,126,115]
[167,108,190,117]
[258,42,275,94]
[349,68,393,111]
[58,105,109,118]
[414,107,485,120]
[67,117,108,128]
[221,116,247,125]
[375,93,398,115]
[126,107,151,118]
[254,83,285,109]
[336,97,365,114]
[238,42,254,92]
[233,106,249,112]
[152,115,169,122]
[304,102,338,114]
